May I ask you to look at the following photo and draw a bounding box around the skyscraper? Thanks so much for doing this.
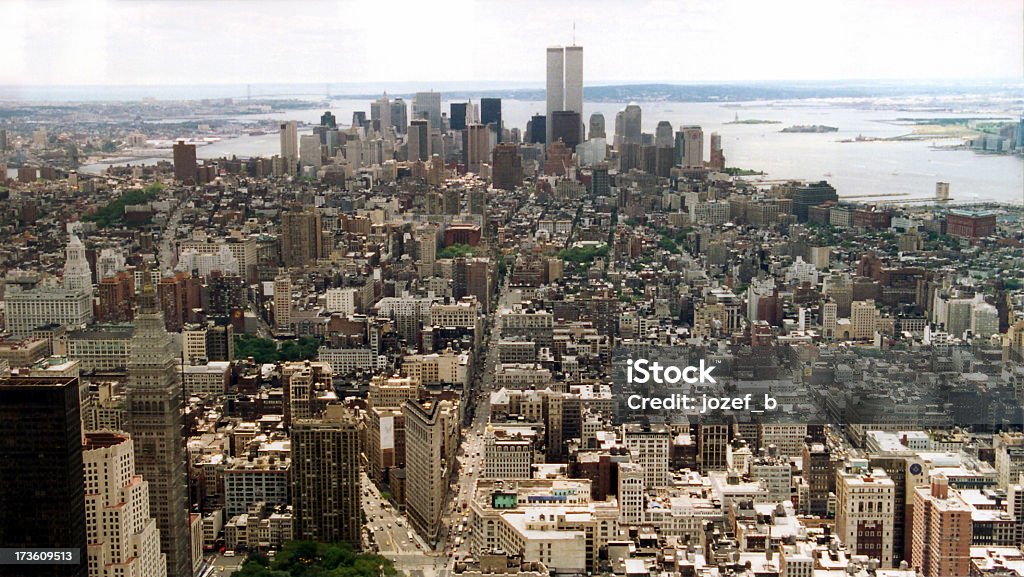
[413,91,442,130]
[464,124,491,174]
[564,45,583,117]
[280,205,323,268]
[279,121,298,165]
[622,103,642,145]
[910,476,971,577]
[291,405,362,547]
[391,98,408,135]
[480,98,502,143]
[319,111,337,129]
[550,110,583,151]
[404,398,459,544]
[63,233,93,293]
[679,125,704,168]
[527,114,546,144]
[83,431,167,577]
[491,143,522,191]
[374,93,391,136]
[299,134,322,168]
[655,121,673,148]
[408,119,431,162]
[709,132,725,170]
[351,111,368,131]
[836,460,895,567]
[274,274,292,333]
[172,140,196,184]
[545,47,564,146]
[0,375,87,577]
[545,45,584,147]
[450,102,469,132]
[123,274,192,577]
[589,113,606,139]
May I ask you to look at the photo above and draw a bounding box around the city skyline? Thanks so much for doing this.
[2,0,1022,88]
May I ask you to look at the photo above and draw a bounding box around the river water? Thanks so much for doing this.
[69,98,1022,204]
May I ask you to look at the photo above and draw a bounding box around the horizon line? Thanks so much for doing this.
[2,77,1022,90]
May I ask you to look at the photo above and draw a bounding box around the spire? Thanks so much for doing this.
[138,262,158,314]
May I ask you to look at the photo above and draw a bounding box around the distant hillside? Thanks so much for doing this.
[345,80,1021,103]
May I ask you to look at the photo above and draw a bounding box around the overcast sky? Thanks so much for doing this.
[3,0,1022,87]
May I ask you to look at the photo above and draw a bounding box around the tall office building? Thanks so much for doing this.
[291,406,362,547]
[550,111,583,151]
[172,140,196,184]
[545,45,584,147]
[63,233,93,293]
[413,91,442,130]
[351,111,368,130]
[911,476,971,577]
[374,93,391,136]
[279,121,298,165]
[391,98,408,134]
[299,134,322,168]
[123,277,192,577]
[677,125,704,168]
[527,114,546,144]
[622,103,642,145]
[791,181,839,222]
[0,375,87,577]
[480,98,502,143]
[655,121,673,148]
[564,46,583,117]
[697,423,730,473]
[274,274,292,333]
[404,398,459,544]
[709,132,725,170]
[464,124,491,174]
[545,47,564,146]
[836,460,895,567]
[450,102,469,132]
[319,111,337,129]
[280,205,322,268]
[408,119,431,162]
[590,163,610,196]
[83,432,167,577]
[491,143,522,191]
[589,113,606,139]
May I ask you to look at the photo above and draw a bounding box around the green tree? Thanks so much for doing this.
[84,187,159,228]
[232,541,398,577]
[437,244,475,259]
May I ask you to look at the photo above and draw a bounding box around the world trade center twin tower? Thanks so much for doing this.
[546,45,584,148]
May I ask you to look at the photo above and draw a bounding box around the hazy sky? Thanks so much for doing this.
[3,0,1022,87]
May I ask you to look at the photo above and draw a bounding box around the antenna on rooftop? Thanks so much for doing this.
[572,22,576,46]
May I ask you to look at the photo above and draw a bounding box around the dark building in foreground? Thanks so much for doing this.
[947,209,997,239]
[449,102,468,131]
[550,110,583,151]
[172,140,197,184]
[292,406,363,547]
[0,376,87,577]
[791,181,839,222]
[527,114,546,144]
[481,98,502,142]
[491,143,522,191]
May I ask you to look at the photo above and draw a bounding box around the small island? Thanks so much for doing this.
[781,125,838,133]
[725,118,782,125]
